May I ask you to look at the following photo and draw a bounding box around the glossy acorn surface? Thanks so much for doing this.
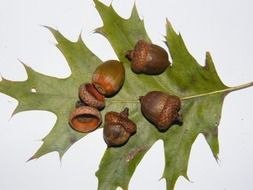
[69,106,102,133]
[103,108,137,147]
[92,60,125,97]
[140,91,181,131]
[126,40,170,75]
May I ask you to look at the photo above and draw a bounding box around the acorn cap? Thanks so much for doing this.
[157,95,181,130]
[69,106,102,133]
[79,83,105,110]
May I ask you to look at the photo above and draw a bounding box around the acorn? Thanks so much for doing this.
[92,60,125,97]
[140,91,182,131]
[103,108,137,147]
[69,106,102,133]
[79,83,105,110]
[126,40,170,75]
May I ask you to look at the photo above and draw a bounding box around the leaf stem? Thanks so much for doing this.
[181,81,253,101]
[107,81,253,104]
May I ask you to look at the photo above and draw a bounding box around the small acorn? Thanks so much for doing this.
[69,106,102,133]
[103,108,137,147]
[140,91,182,131]
[79,83,105,110]
[126,40,170,75]
[92,60,125,97]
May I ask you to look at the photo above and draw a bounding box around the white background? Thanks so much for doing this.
[0,0,253,189]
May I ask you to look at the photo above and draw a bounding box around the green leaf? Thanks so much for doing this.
[0,1,252,190]
[93,1,253,190]
[0,27,102,159]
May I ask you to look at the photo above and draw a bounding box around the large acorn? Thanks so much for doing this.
[140,91,182,131]
[126,40,170,75]
[92,60,125,97]
[103,108,137,147]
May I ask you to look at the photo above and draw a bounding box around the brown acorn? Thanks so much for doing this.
[103,108,137,147]
[69,106,102,133]
[140,91,182,131]
[92,60,125,97]
[126,40,170,75]
[79,83,105,110]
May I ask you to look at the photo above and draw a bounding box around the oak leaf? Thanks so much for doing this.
[0,1,252,190]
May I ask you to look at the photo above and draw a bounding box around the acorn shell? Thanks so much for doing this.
[69,106,102,133]
[140,91,181,131]
[127,40,170,75]
[92,60,125,97]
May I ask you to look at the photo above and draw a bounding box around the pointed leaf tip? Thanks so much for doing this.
[205,51,213,66]
[77,32,83,43]
[94,27,105,36]
[42,25,58,36]
[93,0,108,10]
[166,19,177,35]
[130,2,141,20]
[166,18,172,27]
[26,155,37,162]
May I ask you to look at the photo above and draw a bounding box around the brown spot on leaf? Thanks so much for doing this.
[126,146,147,162]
